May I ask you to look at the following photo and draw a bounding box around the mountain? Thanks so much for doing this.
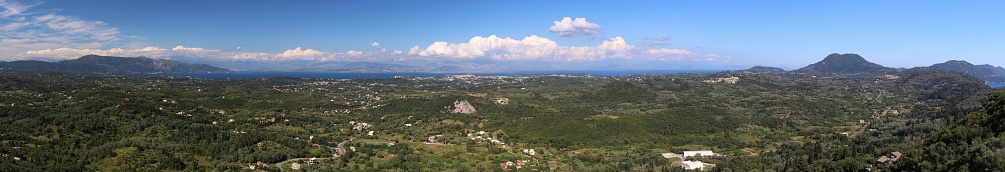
[727,66,786,74]
[927,60,1005,83]
[894,91,1005,171]
[0,55,231,74]
[792,53,895,74]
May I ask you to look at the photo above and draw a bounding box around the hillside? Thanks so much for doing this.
[928,60,1005,83]
[0,55,231,74]
[0,69,993,171]
[792,53,895,74]
[894,91,1005,171]
[727,66,786,74]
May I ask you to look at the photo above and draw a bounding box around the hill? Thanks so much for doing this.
[894,91,1005,171]
[927,60,1005,83]
[792,53,895,74]
[0,55,231,74]
[727,66,786,74]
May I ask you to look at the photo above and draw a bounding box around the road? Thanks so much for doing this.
[849,107,890,138]
[275,138,352,170]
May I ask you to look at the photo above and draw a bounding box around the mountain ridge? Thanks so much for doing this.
[792,53,895,74]
[927,60,1005,83]
[0,55,231,74]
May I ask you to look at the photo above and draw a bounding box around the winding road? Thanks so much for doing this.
[275,138,352,170]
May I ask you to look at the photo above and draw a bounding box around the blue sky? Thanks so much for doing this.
[2,0,1003,70]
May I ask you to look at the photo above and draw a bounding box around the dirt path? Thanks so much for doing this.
[850,107,890,138]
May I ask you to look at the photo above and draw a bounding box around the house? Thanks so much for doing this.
[428,136,437,143]
[506,161,514,166]
[682,150,718,158]
[522,148,537,155]
[682,161,704,170]
[291,162,301,170]
[257,142,264,148]
[516,160,526,168]
[308,158,319,165]
[877,151,903,165]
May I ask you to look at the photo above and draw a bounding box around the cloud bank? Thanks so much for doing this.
[408,35,721,61]
[21,45,392,62]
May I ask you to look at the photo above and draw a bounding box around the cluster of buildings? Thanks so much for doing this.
[702,76,741,84]
[500,160,530,170]
[465,130,505,146]
[663,150,722,170]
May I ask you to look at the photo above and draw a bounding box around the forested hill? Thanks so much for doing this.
[793,53,896,74]
[0,55,231,74]
[928,60,1005,83]
[894,91,1005,171]
[727,66,786,74]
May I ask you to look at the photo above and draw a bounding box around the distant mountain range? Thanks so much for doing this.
[792,53,896,74]
[4,54,1005,84]
[927,60,1005,83]
[0,55,231,74]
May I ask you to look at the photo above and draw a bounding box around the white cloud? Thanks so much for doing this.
[393,50,403,55]
[0,0,133,58]
[172,45,217,52]
[275,47,327,60]
[409,35,722,61]
[345,50,364,56]
[19,44,393,62]
[549,17,602,37]
[0,0,32,17]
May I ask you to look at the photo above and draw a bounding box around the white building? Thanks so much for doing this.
[682,161,704,170]
[682,150,718,158]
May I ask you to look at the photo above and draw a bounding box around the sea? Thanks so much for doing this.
[135,70,727,80]
[989,82,1005,88]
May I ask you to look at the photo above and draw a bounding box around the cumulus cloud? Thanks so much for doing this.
[549,17,602,37]
[275,47,327,60]
[408,35,722,61]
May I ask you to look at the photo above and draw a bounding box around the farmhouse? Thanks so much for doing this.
[877,151,902,165]
[682,161,705,170]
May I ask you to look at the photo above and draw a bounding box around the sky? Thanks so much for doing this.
[1,0,1003,70]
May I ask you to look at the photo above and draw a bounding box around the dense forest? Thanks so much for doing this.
[894,91,1005,171]
[0,67,996,171]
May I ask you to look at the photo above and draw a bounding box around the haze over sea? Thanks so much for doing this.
[141,70,1005,88]
[138,70,726,79]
